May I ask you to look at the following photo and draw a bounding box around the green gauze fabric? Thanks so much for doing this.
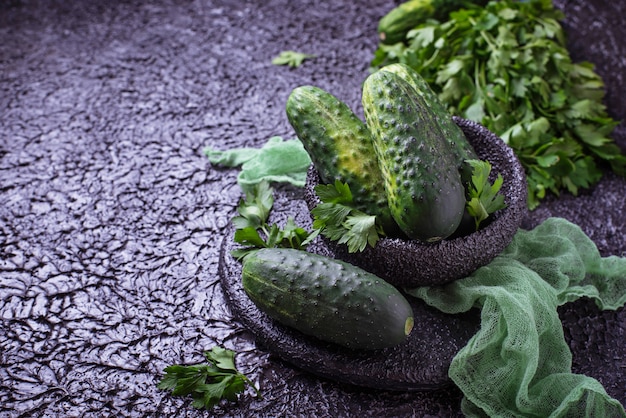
[204,136,311,191]
[407,217,626,418]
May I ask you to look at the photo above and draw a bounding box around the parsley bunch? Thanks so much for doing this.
[372,0,625,209]
[158,346,261,410]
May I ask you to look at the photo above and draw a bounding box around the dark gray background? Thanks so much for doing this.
[1,0,624,416]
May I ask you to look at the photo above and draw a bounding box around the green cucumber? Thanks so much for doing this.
[286,85,398,234]
[377,0,490,45]
[377,0,435,45]
[362,70,466,242]
[379,63,478,184]
[241,248,414,350]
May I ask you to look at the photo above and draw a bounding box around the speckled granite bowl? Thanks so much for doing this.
[304,117,527,287]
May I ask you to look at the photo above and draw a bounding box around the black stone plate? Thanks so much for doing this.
[219,194,481,391]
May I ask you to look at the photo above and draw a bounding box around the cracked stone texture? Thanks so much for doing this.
[0,0,624,417]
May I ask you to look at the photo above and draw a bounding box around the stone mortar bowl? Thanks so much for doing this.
[304,117,528,287]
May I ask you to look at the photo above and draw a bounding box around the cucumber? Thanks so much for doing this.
[379,63,478,184]
[241,248,414,350]
[362,70,466,242]
[377,0,435,45]
[286,85,398,235]
[377,0,490,45]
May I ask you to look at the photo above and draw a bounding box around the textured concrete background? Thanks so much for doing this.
[1,0,624,416]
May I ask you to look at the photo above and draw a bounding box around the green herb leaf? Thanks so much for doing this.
[311,181,384,253]
[465,159,507,230]
[158,346,261,410]
[232,181,273,230]
[233,227,268,249]
[314,180,353,204]
[340,212,381,253]
[272,50,316,68]
[311,202,352,230]
[280,217,318,249]
[205,346,237,371]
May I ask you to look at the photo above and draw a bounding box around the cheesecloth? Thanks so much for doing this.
[407,217,626,417]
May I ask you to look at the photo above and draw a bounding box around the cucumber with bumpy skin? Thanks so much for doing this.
[286,85,398,234]
[362,70,466,242]
[241,248,414,350]
[379,63,478,184]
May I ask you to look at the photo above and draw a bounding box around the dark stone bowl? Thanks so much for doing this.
[304,117,528,287]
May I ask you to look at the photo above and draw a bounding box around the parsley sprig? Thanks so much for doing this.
[372,0,625,209]
[311,181,385,253]
[272,50,316,68]
[465,159,506,230]
[158,346,261,410]
[231,181,318,259]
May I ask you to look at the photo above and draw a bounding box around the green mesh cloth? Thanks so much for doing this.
[204,136,311,191]
[407,217,626,417]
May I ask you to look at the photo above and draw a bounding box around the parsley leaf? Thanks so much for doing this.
[341,213,380,252]
[272,50,316,68]
[231,181,318,259]
[158,346,261,410]
[231,180,273,231]
[311,181,385,253]
[465,159,506,230]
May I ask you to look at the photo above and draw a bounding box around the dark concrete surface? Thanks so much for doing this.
[0,0,624,417]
